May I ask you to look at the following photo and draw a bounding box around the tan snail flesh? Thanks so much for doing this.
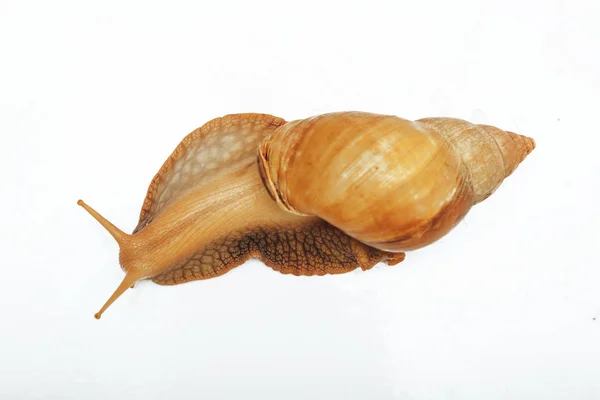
[78,112,534,319]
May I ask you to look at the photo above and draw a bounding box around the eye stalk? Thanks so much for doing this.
[77,200,142,319]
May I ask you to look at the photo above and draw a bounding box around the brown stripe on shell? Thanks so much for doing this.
[371,170,476,251]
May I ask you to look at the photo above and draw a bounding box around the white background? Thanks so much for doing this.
[1,0,599,399]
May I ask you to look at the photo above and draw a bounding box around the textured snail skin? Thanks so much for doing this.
[78,112,534,319]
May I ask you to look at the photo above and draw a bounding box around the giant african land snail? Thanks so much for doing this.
[78,112,535,319]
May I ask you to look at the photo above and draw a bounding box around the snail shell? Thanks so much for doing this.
[258,112,535,251]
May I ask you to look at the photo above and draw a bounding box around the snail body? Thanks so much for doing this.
[79,111,534,319]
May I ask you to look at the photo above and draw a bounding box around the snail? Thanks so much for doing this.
[79,112,535,319]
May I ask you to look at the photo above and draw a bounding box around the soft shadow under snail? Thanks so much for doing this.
[78,111,535,319]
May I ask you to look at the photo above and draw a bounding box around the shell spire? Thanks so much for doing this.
[417,118,535,203]
[490,128,536,177]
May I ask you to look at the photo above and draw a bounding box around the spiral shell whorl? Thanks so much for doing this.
[417,118,535,203]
